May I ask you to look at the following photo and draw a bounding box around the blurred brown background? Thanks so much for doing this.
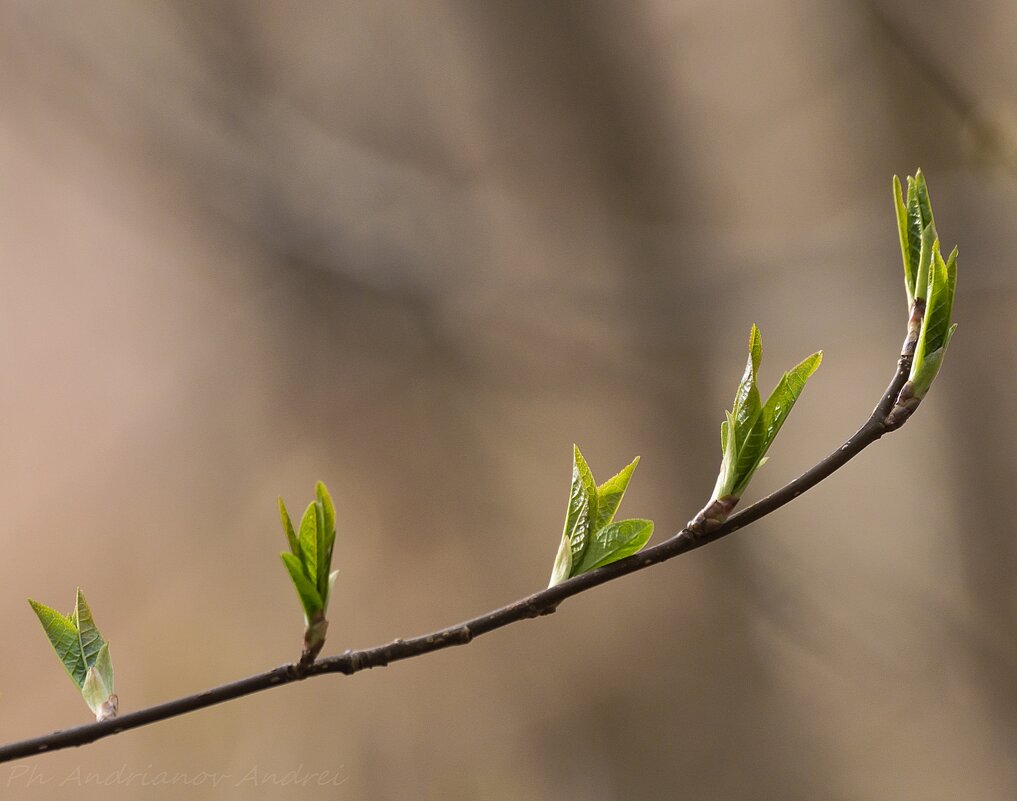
[1,1,1015,799]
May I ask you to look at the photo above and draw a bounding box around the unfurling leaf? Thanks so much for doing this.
[81,643,117,720]
[594,457,639,533]
[298,501,319,590]
[29,589,117,720]
[549,447,653,586]
[695,326,821,532]
[888,171,958,425]
[761,351,824,447]
[73,589,106,680]
[279,481,340,663]
[573,519,654,575]
[908,241,958,401]
[281,552,323,622]
[279,497,300,559]
[28,600,85,687]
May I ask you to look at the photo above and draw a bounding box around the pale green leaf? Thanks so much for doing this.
[910,241,958,401]
[905,178,922,294]
[732,326,762,441]
[81,643,114,716]
[894,175,915,305]
[29,599,87,688]
[594,456,639,532]
[74,589,106,673]
[548,534,573,587]
[712,409,739,500]
[81,669,110,716]
[297,501,318,585]
[315,501,328,597]
[574,519,654,574]
[279,497,300,558]
[905,173,933,285]
[712,332,821,503]
[748,323,763,373]
[281,552,323,620]
[92,640,115,695]
[316,481,337,585]
[564,445,598,570]
[327,569,339,607]
[911,345,946,400]
[913,170,935,235]
[730,412,767,498]
[922,242,956,354]
[761,351,823,447]
[913,221,937,303]
[316,481,336,539]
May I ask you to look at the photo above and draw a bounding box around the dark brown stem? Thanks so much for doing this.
[0,338,915,765]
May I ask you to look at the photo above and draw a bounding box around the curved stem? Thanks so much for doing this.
[0,340,914,765]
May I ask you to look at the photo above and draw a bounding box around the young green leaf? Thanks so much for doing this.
[29,590,117,720]
[921,243,957,353]
[905,172,934,285]
[297,500,319,587]
[28,600,86,688]
[712,409,738,501]
[573,519,654,574]
[73,589,106,677]
[316,481,336,545]
[893,175,914,306]
[314,500,327,595]
[80,642,116,720]
[549,447,652,586]
[281,551,323,622]
[697,326,821,531]
[279,497,301,559]
[564,445,598,571]
[92,641,115,697]
[913,171,935,238]
[909,240,958,400]
[730,413,766,499]
[548,536,573,588]
[887,172,958,424]
[732,324,763,441]
[895,170,941,310]
[904,178,922,284]
[279,482,340,664]
[914,221,937,304]
[316,481,337,596]
[594,456,639,532]
[761,351,824,446]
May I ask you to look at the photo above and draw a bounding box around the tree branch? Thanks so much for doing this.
[0,337,914,765]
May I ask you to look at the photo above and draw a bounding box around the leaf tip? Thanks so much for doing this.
[749,323,762,348]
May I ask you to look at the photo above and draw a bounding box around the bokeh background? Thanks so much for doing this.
[1,2,1015,799]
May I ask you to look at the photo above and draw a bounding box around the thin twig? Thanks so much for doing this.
[0,339,914,765]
